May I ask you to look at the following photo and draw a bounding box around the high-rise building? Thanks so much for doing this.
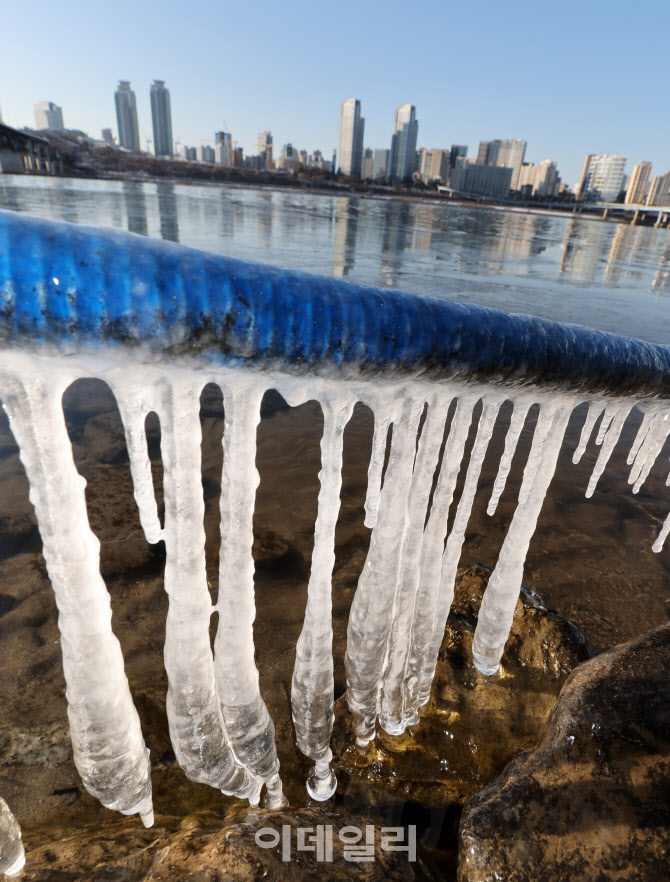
[577,154,627,202]
[476,139,526,190]
[449,145,468,170]
[338,98,365,178]
[34,101,64,130]
[647,173,670,207]
[515,160,561,199]
[101,128,115,146]
[361,148,374,179]
[625,162,652,204]
[257,131,273,169]
[198,144,215,164]
[449,157,513,199]
[150,80,173,157]
[388,104,419,183]
[115,82,140,153]
[372,149,390,181]
[419,149,450,184]
[215,131,233,167]
[477,141,491,165]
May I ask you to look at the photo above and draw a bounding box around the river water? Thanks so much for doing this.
[0,174,669,873]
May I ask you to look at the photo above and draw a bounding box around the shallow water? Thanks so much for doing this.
[0,175,669,877]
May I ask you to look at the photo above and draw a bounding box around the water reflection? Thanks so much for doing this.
[123,181,148,237]
[380,201,412,287]
[332,197,359,277]
[157,182,179,242]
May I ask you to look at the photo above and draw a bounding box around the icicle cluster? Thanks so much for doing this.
[0,346,668,869]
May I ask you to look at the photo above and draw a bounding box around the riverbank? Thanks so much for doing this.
[8,145,667,229]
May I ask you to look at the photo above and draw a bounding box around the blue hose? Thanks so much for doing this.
[0,208,668,398]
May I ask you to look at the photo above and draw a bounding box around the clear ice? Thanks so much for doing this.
[0,343,669,869]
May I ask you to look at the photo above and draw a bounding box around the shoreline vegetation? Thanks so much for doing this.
[8,146,668,229]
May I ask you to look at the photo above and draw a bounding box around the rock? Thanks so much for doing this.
[333,565,593,807]
[458,622,670,882]
[21,807,433,881]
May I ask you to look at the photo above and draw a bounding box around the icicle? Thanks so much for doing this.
[653,511,670,553]
[472,402,574,676]
[0,368,153,826]
[150,376,261,803]
[572,401,606,464]
[585,402,633,498]
[213,380,285,809]
[364,406,391,529]
[404,395,475,713]
[627,409,656,466]
[345,393,424,747]
[629,412,670,493]
[595,402,618,445]
[0,797,24,877]
[291,395,354,799]
[487,400,531,516]
[113,381,163,544]
[378,393,450,735]
[417,397,501,702]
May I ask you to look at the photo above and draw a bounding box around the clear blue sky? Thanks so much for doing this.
[1,0,668,187]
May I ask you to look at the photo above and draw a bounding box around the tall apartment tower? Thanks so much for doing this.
[115,82,140,153]
[215,132,233,167]
[577,154,627,202]
[34,102,64,130]
[388,104,419,183]
[338,98,365,178]
[625,162,652,204]
[258,131,273,169]
[647,173,670,207]
[150,80,173,157]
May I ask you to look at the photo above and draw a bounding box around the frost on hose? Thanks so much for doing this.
[0,211,669,870]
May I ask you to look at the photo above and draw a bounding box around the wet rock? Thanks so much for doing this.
[333,565,593,807]
[21,807,433,881]
[459,622,670,882]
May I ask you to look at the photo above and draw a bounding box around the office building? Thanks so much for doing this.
[115,82,140,153]
[647,173,670,207]
[101,128,114,146]
[150,80,173,157]
[477,141,490,165]
[258,131,273,169]
[338,98,365,178]
[577,154,627,202]
[372,149,390,181]
[625,162,652,204]
[215,131,233,167]
[34,101,64,130]
[361,148,374,179]
[388,104,419,183]
[419,149,450,184]
[449,157,513,199]
[449,145,467,171]
[198,144,215,164]
[515,160,561,198]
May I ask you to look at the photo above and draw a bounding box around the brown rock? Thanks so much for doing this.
[458,622,670,882]
[22,807,434,881]
[333,565,592,807]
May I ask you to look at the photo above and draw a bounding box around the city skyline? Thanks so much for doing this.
[0,0,667,188]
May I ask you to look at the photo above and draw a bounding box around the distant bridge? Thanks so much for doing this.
[437,186,669,228]
[0,123,63,175]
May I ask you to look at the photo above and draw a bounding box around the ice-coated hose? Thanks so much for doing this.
[0,208,669,398]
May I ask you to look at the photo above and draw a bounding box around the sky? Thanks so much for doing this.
[1,0,668,188]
